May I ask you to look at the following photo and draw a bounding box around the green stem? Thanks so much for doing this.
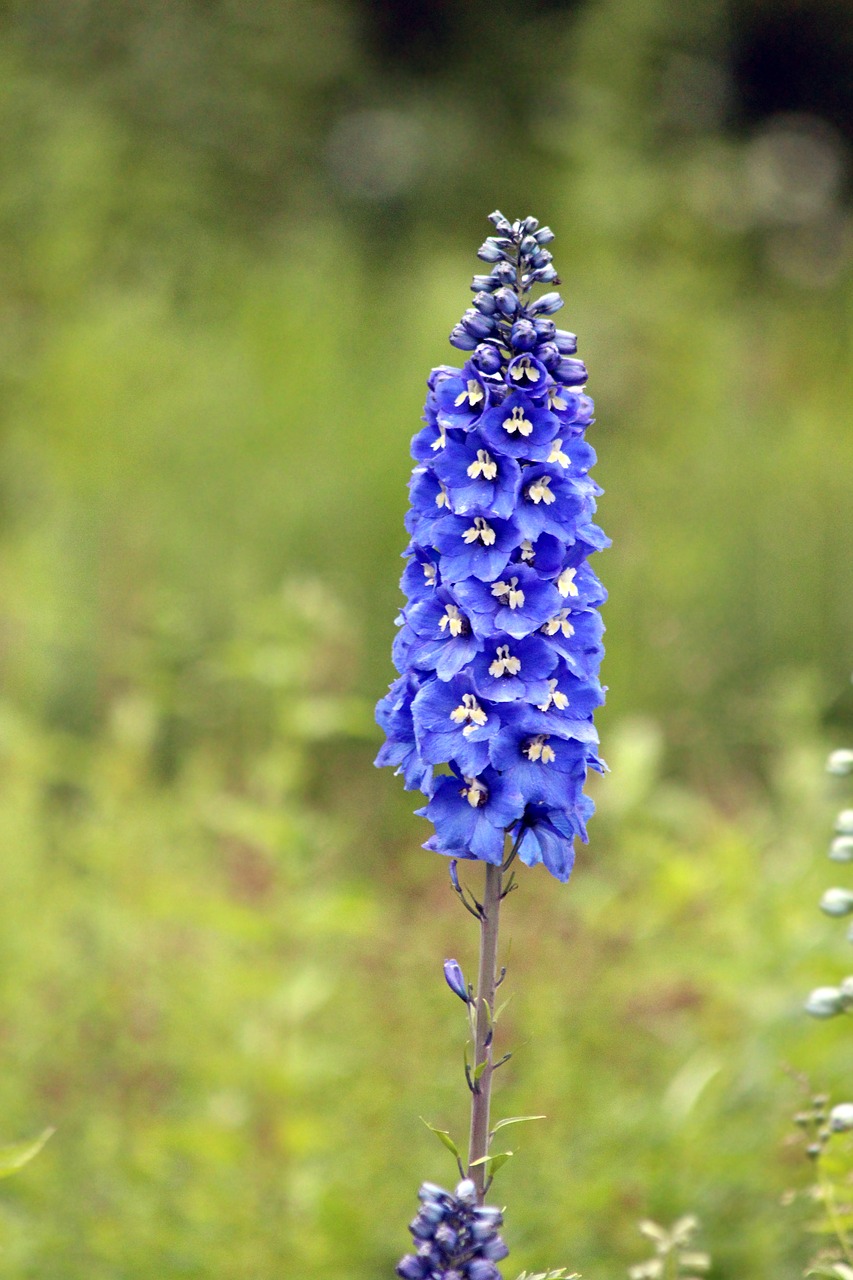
[467,860,503,1203]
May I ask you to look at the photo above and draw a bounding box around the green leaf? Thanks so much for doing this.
[0,1127,54,1179]
[469,1150,512,1175]
[420,1118,460,1160]
[473,1060,489,1083]
[491,1114,546,1135]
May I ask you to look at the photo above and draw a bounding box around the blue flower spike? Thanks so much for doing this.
[375,212,608,883]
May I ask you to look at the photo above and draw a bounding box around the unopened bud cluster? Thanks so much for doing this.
[397,1179,509,1280]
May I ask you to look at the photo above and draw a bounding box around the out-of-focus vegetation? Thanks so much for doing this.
[1,0,853,1276]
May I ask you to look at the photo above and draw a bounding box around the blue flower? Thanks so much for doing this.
[376,212,608,882]
[420,767,526,864]
[397,1180,509,1280]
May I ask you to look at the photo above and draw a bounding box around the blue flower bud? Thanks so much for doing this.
[468,1262,501,1280]
[531,264,559,284]
[471,274,500,293]
[449,324,479,351]
[511,319,538,351]
[520,234,539,256]
[556,357,588,384]
[444,958,470,1003]
[477,240,506,263]
[472,343,504,375]
[554,329,578,354]
[534,226,555,244]
[533,317,556,342]
[521,215,540,233]
[821,888,853,917]
[473,290,499,315]
[488,210,512,232]
[489,261,516,286]
[805,985,845,1017]
[493,286,519,318]
[528,291,564,315]
[534,341,560,370]
[827,749,853,776]
[455,1178,477,1203]
[396,1255,427,1279]
[461,309,496,340]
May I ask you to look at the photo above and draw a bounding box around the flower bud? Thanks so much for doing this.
[554,329,578,354]
[821,888,853,916]
[529,290,564,315]
[533,317,556,341]
[556,357,588,384]
[836,809,853,835]
[521,215,540,233]
[477,240,506,263]
[449,325,478,351]
[535,226,555,244]
[461,309,496,340]
[510,319,538,352]
[805,986,844,1017]
[493,286,519,317]
[473,290,498,315]
[488,210,512,232]
[443,959,470,1003]
[471,343,503,375]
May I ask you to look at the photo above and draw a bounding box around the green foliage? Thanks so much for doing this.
[0,1131,53,1181]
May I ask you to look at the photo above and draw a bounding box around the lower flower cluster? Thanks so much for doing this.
[397,1179,509,1280]
[376,212,607,882]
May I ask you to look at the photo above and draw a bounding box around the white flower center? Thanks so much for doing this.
[467,449,498,481]
[542,610,575,638]
[454,379,485,408]
[462,517,496,546]
[537,679,569,712]
[547,388,567,412]
[519,539,535,563]
[524,735,555,764]
[439,604,465,637]
[491,576,525,610]
[503,406,533,437]
[548,437,569,467]
[461,776,489,808]
[527,476,555,505]
[557,567,579,597]
[423,563,437,587]
[450,693,488,737]
[489,644,521,678]
[510,356,540,383]
[430,426,447,452]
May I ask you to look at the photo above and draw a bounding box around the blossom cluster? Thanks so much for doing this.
[396,1179,509,1280]
[376,212,607,882]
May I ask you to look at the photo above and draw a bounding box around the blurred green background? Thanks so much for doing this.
[1,0,853,1276]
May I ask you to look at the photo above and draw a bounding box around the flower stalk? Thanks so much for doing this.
[468,860,503,1200]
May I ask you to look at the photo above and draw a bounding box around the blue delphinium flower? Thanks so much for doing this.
[397,1179,509,1280]
[375,212,608,882]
